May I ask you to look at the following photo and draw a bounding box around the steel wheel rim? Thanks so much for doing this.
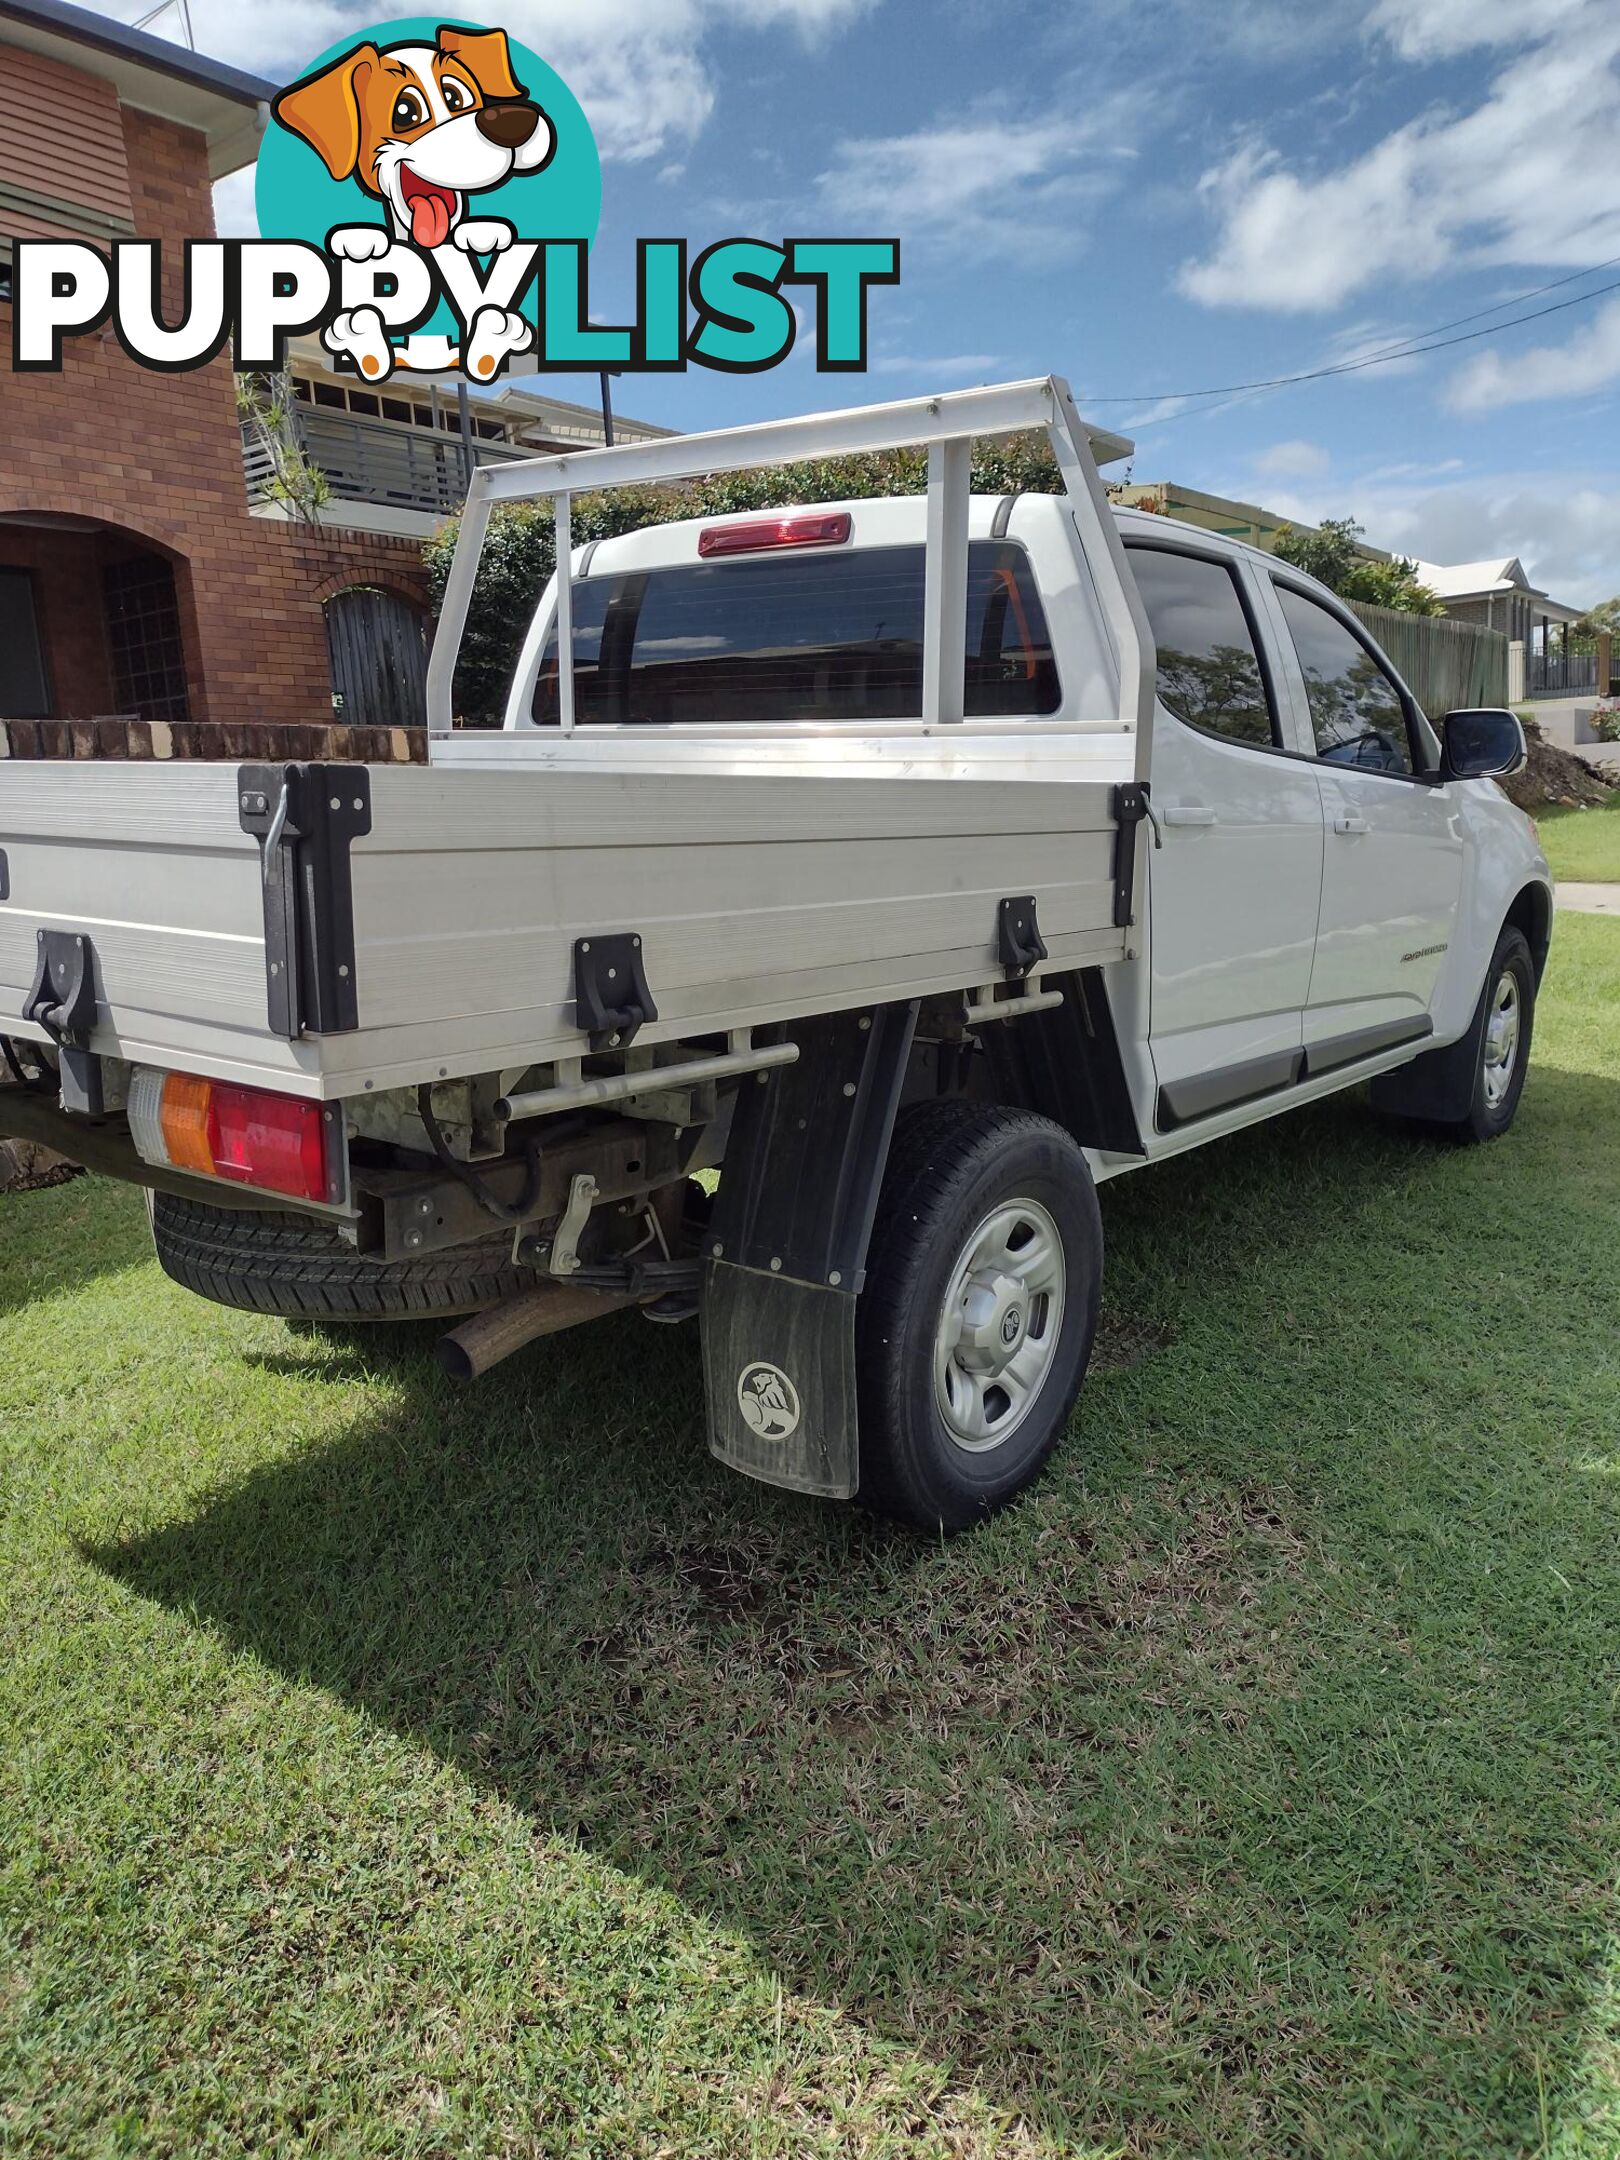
[933,1197,1066,1454]
[1482,969,1521,1109]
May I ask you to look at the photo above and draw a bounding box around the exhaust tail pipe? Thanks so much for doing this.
[437,1281,638,1382]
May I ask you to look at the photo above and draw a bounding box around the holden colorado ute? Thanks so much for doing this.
[0,378,1552,1528]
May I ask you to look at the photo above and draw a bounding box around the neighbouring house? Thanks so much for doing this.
[257,339,675,542]
[1110,480,1394,564]
[1409,558,1596,700]
[0,0,438,738]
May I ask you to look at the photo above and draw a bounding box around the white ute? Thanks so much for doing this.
[0,377,1553,1527]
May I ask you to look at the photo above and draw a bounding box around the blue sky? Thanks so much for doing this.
[100,0,1620,601]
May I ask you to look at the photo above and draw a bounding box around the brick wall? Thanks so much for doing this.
[0,525,116,717]
[0,84,431,732]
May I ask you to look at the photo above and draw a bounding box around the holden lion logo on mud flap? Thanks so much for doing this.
[737,1362,802,1443]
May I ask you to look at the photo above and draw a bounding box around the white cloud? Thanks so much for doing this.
[1253,438,1331,479]
[1312,315,1429,376]
[1447,294,1620,410]
[1370,478,1620,605]
[1181,0,1620,312]
[1114,393,1198,431]
[1067,0,1354,67]
[1359,456,1467,482]
[865,351,1002,377]
[211,166,257,240]
[92,0,872,164]
[815,99,1137,262]
[1367,0,1589,61]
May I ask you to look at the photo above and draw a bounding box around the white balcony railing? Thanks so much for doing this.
[243,406,531,519]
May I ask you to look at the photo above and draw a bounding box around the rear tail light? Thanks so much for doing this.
[697,511,852,558]
[129,1067,334,1202]
[156,1071,213,1175]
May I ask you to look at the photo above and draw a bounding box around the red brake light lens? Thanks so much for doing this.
[697,512,852,558]
[206,1084,330,1201]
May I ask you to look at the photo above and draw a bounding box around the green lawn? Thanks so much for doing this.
[3,920,1619,2160]
[1537,794,1620,885]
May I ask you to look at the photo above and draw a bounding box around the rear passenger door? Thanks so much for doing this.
[1266,579,1464,1066]
[1127,541,1325,1129]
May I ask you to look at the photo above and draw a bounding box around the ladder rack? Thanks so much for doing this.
[425,373,1155,778]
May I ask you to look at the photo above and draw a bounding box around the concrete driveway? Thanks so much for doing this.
[1559,883,1620,916]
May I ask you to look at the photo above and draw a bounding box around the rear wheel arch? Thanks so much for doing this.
[969,967,1144,1158]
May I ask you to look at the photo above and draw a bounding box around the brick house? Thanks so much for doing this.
[0,0,433,739]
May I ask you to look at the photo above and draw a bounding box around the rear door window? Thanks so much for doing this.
[532,541,1060,725]
[1126,544,1278,749]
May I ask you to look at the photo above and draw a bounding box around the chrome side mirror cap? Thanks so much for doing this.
[1440,708,1526,782]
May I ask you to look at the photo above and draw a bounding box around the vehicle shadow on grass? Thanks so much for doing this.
[92,1075,1620,2158]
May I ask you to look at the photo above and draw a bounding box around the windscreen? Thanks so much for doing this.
[531,540,1061,726]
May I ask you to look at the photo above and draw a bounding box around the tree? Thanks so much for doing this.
[424,435,1064,724]
[1570,596,1620,654]
[1574,596,1620,635]
[1273,515,1441,615]
[234,371,331,526]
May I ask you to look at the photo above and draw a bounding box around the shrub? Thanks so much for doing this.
[1273,515,1442,616]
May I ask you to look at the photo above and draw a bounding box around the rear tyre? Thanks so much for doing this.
[148,1191,531,1320]
[855,1102,1102,1531]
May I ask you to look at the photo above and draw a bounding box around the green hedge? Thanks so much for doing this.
[423,436,1062,725]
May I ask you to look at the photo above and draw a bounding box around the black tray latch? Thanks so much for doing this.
[24,929,103,1113]
[997,896,1049,980]
[573,932,657,1051]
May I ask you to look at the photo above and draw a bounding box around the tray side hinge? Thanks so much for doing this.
[239,764,371,1040]
[1110,781,1154,931]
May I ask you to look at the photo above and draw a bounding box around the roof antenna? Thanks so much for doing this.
[132,0,196,49]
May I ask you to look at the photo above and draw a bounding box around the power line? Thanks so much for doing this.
[1082,256,1620,407]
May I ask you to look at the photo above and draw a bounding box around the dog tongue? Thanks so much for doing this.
[410,191,450,249]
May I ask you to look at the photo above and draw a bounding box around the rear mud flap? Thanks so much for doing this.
[697,1002,918,1501]
[701,1260,858,1500]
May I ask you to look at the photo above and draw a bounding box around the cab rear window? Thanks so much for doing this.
[531,541,1060,726]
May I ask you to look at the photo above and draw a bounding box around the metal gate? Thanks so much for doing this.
[324,586,428,730]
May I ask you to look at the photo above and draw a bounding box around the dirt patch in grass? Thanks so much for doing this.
[1091,1308,1177,1375]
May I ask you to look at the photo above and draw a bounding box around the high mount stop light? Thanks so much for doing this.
[128,1068,336,1203]
[696,512,853,558]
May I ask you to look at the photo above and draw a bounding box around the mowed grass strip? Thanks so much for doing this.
[1537,791,1620,886]
[1,917,1618,2159]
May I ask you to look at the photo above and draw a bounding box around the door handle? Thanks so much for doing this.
[1334,816,1371,836]
[1162,806,1217,828]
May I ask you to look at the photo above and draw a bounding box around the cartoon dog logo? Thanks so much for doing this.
[272,24,555,381]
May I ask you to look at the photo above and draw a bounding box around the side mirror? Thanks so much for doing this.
[1440,708,1526,781]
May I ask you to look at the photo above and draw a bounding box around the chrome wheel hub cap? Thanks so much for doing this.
[1482,970,1521,1110]
[934,1198,1065,1453]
